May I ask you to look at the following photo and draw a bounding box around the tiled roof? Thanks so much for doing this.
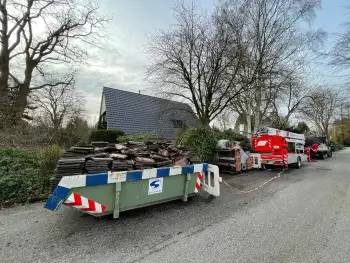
[103,87,198,139]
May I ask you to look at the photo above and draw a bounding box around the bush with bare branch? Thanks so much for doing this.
[31,81,85,144]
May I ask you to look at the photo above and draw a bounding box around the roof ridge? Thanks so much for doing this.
[103,86,191,107]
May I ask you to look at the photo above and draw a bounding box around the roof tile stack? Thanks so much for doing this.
[49,141,201,193]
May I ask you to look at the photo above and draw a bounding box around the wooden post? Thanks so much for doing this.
[235,149,241,172]
[247,156,253,170]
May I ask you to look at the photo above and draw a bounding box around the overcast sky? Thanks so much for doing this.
[77,0,349,125]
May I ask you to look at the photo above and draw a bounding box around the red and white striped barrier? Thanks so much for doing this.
[283,154,288,168]
[223,169,284,194]
[305,148,311,162]
[64,192,107,215]
[194,172,203,193]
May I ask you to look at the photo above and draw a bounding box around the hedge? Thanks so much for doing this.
[174,128,219,163]
[118,133,160,143]
[343,138,350,147]
[89,129,125,143]
[174,128,251,163]
[0,146,62,207]
[213,129,251,150]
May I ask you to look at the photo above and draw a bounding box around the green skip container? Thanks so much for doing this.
[44,163,221,218]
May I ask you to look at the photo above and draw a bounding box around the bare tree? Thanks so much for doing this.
[146,2,246,126]
[300,87,343,137]
[0,0,109,126]
[329,5,350,72]
[32,82,85,143]
[219,0,324,132]
[215,110,237,130]
[269,74,312,129]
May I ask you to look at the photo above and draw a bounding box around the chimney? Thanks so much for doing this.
[139,90,140,94]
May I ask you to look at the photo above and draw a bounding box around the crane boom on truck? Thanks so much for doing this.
[251,127,309,169]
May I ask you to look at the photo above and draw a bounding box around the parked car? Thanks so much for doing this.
[305,136,332,159]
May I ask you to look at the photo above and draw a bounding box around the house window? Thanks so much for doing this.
[173,120,187,137]
[173,120,186,128]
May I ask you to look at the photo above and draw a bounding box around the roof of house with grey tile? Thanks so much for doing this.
[101,87,198,139]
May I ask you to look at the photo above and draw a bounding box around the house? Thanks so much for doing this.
[98,87,198,139]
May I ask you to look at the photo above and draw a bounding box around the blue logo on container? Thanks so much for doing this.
[150,180,161,189]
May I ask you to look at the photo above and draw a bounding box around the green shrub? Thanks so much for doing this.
[213,129,251,150]
[89,129,125,143]
[118,133,160,143]
[61,117,91,147]
[342,138,350,147]
[174,128,218,163]
[0,146,63,206]
[211,128,250,150]
[174,128,252,162]
[0,148,41,205]
[37,145,63,180]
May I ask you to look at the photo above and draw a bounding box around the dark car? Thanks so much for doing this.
[305,136,332,159]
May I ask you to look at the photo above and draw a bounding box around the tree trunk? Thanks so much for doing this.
[0,8,9,100]
[254,90,261,132]
[0,7,10,128]
[0,42,10,127]
[8,83,30,125]
[8,62,35,125]
[324,124,329,139]
[254,77,263,133]
[52,117,62,144]
[0,55,9,98]
[254,108,260,132]
[247,104,252,138]
[199,114,211,127]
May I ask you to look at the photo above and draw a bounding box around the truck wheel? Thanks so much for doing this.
[296,157,301,169]
[321,152,326,159]
[327,151,332,158]
[205,194,216,203]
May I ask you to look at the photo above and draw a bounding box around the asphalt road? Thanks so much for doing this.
[1,149,350,263]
